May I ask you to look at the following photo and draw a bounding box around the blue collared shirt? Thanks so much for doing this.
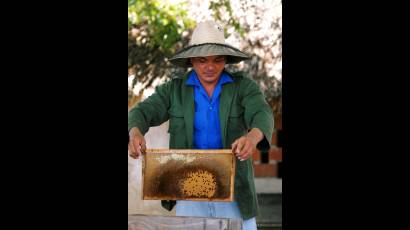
[186,71,234,149]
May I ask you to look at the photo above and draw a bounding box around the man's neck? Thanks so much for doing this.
[198,78,220,98]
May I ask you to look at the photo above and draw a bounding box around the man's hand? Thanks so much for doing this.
[128,127,146,159]
[231,128,264,161]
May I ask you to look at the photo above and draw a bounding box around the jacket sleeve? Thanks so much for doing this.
[128,80,172,135]
[240,76,275,151]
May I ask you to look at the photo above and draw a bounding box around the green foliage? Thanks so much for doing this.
[128,0,194,53]
[128,0,195,93]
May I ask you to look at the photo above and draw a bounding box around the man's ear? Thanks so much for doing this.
[189,57,196,67]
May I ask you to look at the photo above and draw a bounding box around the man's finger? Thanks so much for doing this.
[240,141,254,160]
[141,139,147,154]
[136,144,142,156]
[128,142,138,159]
[236,145,246,159]
[131,137,142,155]
[242,148,251,160]
[235,139,245,155]
[128,141,136,155]
[231,140,238,153]
[240,141,252,156]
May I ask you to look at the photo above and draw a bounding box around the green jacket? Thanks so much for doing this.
[128,70,274,220]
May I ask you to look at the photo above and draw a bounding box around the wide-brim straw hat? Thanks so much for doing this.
[169,20,249,68]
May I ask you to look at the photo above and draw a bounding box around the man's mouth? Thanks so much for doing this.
[204,72,215,77]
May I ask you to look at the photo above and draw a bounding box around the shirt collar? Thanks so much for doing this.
[186,70,233,87]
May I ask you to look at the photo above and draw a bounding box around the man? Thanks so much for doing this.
[128,20,274,230]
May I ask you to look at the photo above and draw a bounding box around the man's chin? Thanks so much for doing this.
[203,73,216,78]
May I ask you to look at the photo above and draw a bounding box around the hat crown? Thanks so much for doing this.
[189,20,225,45]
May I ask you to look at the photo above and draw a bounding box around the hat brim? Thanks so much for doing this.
[169,43,250,68]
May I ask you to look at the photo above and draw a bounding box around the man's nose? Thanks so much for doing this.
[206,65,215,71]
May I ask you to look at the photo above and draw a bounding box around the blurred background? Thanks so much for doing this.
[128,0,282,229]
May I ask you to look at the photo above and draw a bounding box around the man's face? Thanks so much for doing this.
[190,56,226,85]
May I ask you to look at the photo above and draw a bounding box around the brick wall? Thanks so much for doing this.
[253,114,282,177]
